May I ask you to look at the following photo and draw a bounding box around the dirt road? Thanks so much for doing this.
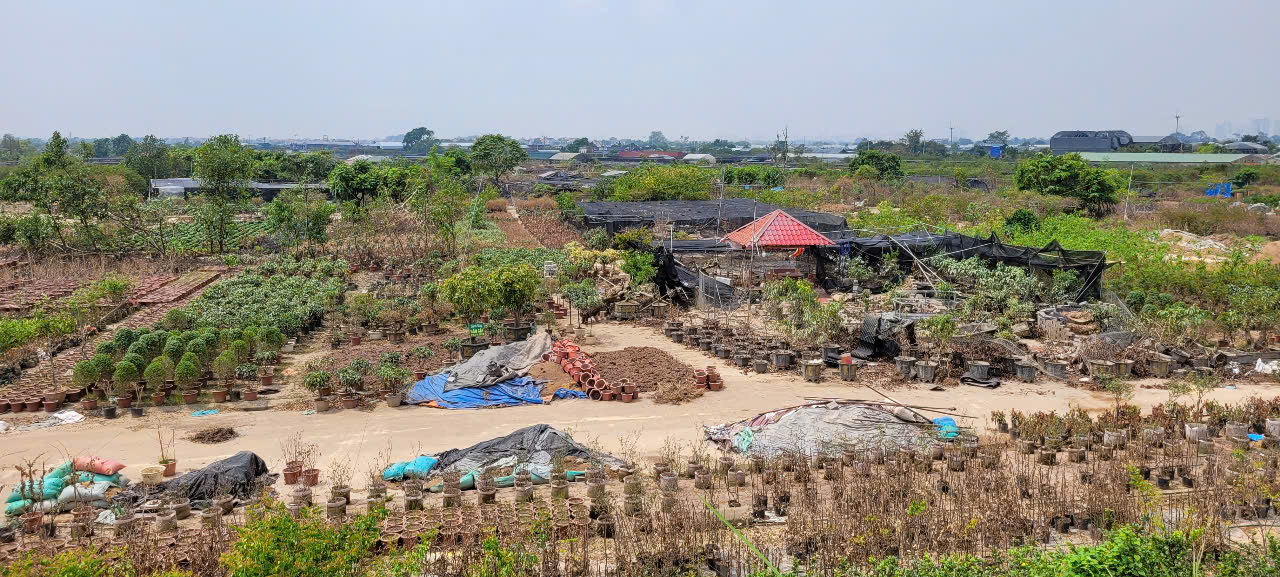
[2,322,1276,488]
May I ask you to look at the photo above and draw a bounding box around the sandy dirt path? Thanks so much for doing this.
[3,322,1277,488]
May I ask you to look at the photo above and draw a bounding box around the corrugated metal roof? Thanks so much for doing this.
[1077,152,1249,164]
[549,152,584,161]
[721,209,834,248]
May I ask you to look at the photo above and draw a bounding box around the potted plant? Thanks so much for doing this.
[73,359,100,411]
[304,371,332,412]
[175,354,201,404]
[377,364,412,407]
[157,428,177,476]
[492,263,541,342]
[410,346,435,381]
[144,357,168,406]
[112,361,139,409]
[440,266,496,354]
[338,368,362,409]
[213,350,237,388]
[419,282,442,334]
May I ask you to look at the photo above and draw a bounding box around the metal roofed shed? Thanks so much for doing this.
[1076,152,1253,164]
[721,209,834,249]
[1223,142,1270,154]
[682,153,717,164]
[578,199,847,235]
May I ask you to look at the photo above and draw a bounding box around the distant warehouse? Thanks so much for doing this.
[149,178,327,201]
[1076,152,1264,165]
[1049,130,1132,154]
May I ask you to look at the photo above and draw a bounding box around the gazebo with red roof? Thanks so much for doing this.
[720,209,834,249]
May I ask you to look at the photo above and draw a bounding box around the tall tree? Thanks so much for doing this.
[647,131,669,149]
[403,127,435,154]
[43,131,69,168]
[469,134,528,188]
[192,134,255,253]
[902,129,925,155]
[986,130,1010,146]
[123,135,172,181]
[563,137,590,152]
[110,134,134,156]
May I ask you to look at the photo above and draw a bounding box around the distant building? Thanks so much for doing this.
[1050,130,1133,154]
[297,140,359,151]
[616,150,687,161]
[682,153,717,165]
[1076,152,1259,165]
[1126,134,1186,152]
[1223,141,1270,154]
[549,152,589,165]
[150,178,326,201]
[371,142,403,150]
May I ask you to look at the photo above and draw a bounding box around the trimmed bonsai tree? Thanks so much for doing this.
[257,326,286,353]
[304,370,332,397]
[376,364,412,393]
[174,355,200,391]
[112,361,139,399]
[143,358,168,391]
[338,367,362,393]
[72,359,100,390]
[229,339,251,363]
[212,350,237,385]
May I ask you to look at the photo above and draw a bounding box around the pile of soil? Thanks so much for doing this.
[527,361,575,389]
[654,380,705,405]
[189,427,238,444]
[591,347,695,393]
[491,211,542,249]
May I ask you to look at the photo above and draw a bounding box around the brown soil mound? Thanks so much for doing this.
[591,347,695,393]
[519,210,583,249]
[189,427,238,444]
[527,360,575,389]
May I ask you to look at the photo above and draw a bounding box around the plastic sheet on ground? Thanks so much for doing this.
[440,332,553,391]
[115,451,268,508]
[706,402,937,457]
[382,456,439,482]
[405,375,545,409]
[430,424,623,482]
[553,388,586,399]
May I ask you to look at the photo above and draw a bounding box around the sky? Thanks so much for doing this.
[4,0,1278,143]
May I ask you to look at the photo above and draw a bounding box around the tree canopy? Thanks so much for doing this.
[1014,153,1120,216]
[470,134,527,186]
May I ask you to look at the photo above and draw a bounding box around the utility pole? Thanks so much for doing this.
[949,121,954,149]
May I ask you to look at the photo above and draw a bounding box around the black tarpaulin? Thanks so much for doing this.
[814,231,1109,300]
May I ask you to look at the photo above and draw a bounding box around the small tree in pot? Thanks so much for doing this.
[491,263,542,341]
[377,364,412,407]
[410,346,435,379]
[419,282,441,332]
[144,357,169,404]
[175,354,200,402]
[304,370,332,398]
[440,266,496,342]
[212,350,237,388]
[112,361,139,408]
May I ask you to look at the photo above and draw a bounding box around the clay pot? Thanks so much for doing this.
[43,400,58,412]
[182,391,199,404]
[313,398,330,412]
[212,390,228,403]
[708,381,723,392]
[162,460,177,477]
[301,468,320,486]
[242,389,259,401]
[151,392,166,406]
[27,399,44,411]
[341,395,359,409]
[114,396,132,409]
[213,495,234,514]
[621,392,635,402]
[283,466,301,485]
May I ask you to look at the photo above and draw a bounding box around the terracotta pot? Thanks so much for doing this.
[414,370,427,381]
[162,460,177,477]
[242,390,259,401]
[301,468,320,486]
[341,395,359,409]
[43,400,58,412]
[260,375,273,387]
[10,399,24,413]
[318,386,332,397]
[26,399,42,411]
[212,390,228,403]
[709,381,724,392]
[350,336,362,346]
[183,391,199,404]
[0,400,10,414]
[115,396,132,409]
[283,466,301,485]
[313,398,330,412]
[621,392,635,403]
[152,392,166,406]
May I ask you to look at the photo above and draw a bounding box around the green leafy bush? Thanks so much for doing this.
[221,500,384,577]
[609,164,712,201]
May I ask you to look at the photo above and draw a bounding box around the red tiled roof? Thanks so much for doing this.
[617,150,687,159]
[721,209,834,248]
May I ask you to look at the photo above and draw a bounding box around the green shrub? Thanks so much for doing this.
[610,164,712,201]
[583,227,611,251]
[221,500,385,577]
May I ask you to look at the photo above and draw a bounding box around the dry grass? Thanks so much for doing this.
[485,199,509,212]
[516,197,558,211]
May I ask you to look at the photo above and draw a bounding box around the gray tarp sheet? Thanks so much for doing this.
[433,424,623,480]
[442,332,553,392]
[706,402,936,457]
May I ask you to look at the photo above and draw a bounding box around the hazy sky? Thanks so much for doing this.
[5,0,1277,142]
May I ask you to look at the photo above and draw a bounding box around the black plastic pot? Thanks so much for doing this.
[130,407,145,418]
[103,406,118,419]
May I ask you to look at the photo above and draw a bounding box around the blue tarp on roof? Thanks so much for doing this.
[405,374,545,409]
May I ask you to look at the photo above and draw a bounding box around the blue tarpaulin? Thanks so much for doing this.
[405,374,545,409]
[553,388,586,399]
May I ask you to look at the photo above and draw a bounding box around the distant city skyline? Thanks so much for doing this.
[4,1,1277,143]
